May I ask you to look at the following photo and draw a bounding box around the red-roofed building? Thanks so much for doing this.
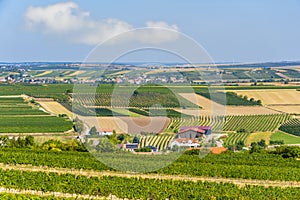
[171,126,212,149]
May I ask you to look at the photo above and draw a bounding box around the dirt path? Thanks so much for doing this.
[1,163,300,188]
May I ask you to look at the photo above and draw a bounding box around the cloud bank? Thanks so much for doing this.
[25,2,180,45]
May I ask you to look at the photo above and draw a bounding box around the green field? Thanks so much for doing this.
[0,116,73,133]
[271,131,300,144]
[0,97,73,133]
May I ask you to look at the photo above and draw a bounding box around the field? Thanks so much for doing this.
[245,132,272,146]
[270,131,300,144]
[231,89,300,105]
[0,96,73,133]
[178,93,279,116]
[278,119,300,137]
[80,116,170,134]
[139,134,175,151]
[166,114,290,133]
[223,132,250,146]
[37,99,73,118]
[0,149,299,199]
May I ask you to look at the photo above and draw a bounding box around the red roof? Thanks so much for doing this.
[179,127,206,134]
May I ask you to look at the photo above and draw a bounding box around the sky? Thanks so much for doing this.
[0,0,300,63]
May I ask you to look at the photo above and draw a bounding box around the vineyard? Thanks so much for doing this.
[139,134,175,151]
[73,92,199,108]
[223,132,250,146]
[166,114,290,133]
[1,149,300,181]
[279,119,300,137]
[0,169,300,199]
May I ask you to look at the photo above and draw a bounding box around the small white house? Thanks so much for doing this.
[97,129,113,136]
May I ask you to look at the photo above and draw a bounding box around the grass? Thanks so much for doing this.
[245,132,272,146]
[270,131,300,144]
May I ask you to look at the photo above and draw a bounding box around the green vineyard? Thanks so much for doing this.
[223,132,250,146]
[139,135,175,151]
[279,119,300,137]
[166,114,291,133]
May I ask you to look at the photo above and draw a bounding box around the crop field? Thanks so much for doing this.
[73,92,199,108]
[80,116,169,134]
[231,89,300,105]
[139,134,175,151]
[0,116,73,133]
[0,96,73,133]
[37,100,73,118]
[278,119,300,137]
[0,97,46,115]
[245,132,272,146]
[223,132,250,146]
[178,93,279,115]
[0,149,300,199]
[270,131,300,144]
[166,114,290,133]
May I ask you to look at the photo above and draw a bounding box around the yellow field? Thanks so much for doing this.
[35,70,53,77]
[38,100,73,118]
[245,132,272,146]
[80,116,169,134]
[68,70,86,77]
[231,89,300,105]
[178,93,279,116]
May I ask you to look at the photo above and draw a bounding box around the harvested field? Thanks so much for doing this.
[231,89,300,105]
[38,100,73,118]
[178,93,279,116]
[267,105,300,114]
[80,116,169,134]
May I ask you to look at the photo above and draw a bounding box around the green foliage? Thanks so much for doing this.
[273,146,300,158]
[135,147,152,152]
[89,126,97,136]
[133,136,139,144]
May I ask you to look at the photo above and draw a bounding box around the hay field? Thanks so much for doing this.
[245,132,272,146]
[178,93,278,116]
[231,89,300,105]
[80,116,169,134]
[38,100,73,118]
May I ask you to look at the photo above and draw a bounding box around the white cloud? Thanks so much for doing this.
[24,2,180,45]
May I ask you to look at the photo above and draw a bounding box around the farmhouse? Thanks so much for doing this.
[176,126,212,139]
[171,126,212,149]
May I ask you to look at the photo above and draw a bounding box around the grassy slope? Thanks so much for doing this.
[271,131,300,144]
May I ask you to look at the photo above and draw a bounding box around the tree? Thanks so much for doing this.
[96,138,116,152]
[236,140,245,151]
[249,98,254,102]
[258,139,267,148]
[25,136,34,147]
[133,90,139,96]
[243,95,248,100]
[89,126,97,136]
[256,100,262,105]
[133,136,139,144]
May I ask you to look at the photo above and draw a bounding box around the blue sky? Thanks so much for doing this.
[0,0,300,63]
